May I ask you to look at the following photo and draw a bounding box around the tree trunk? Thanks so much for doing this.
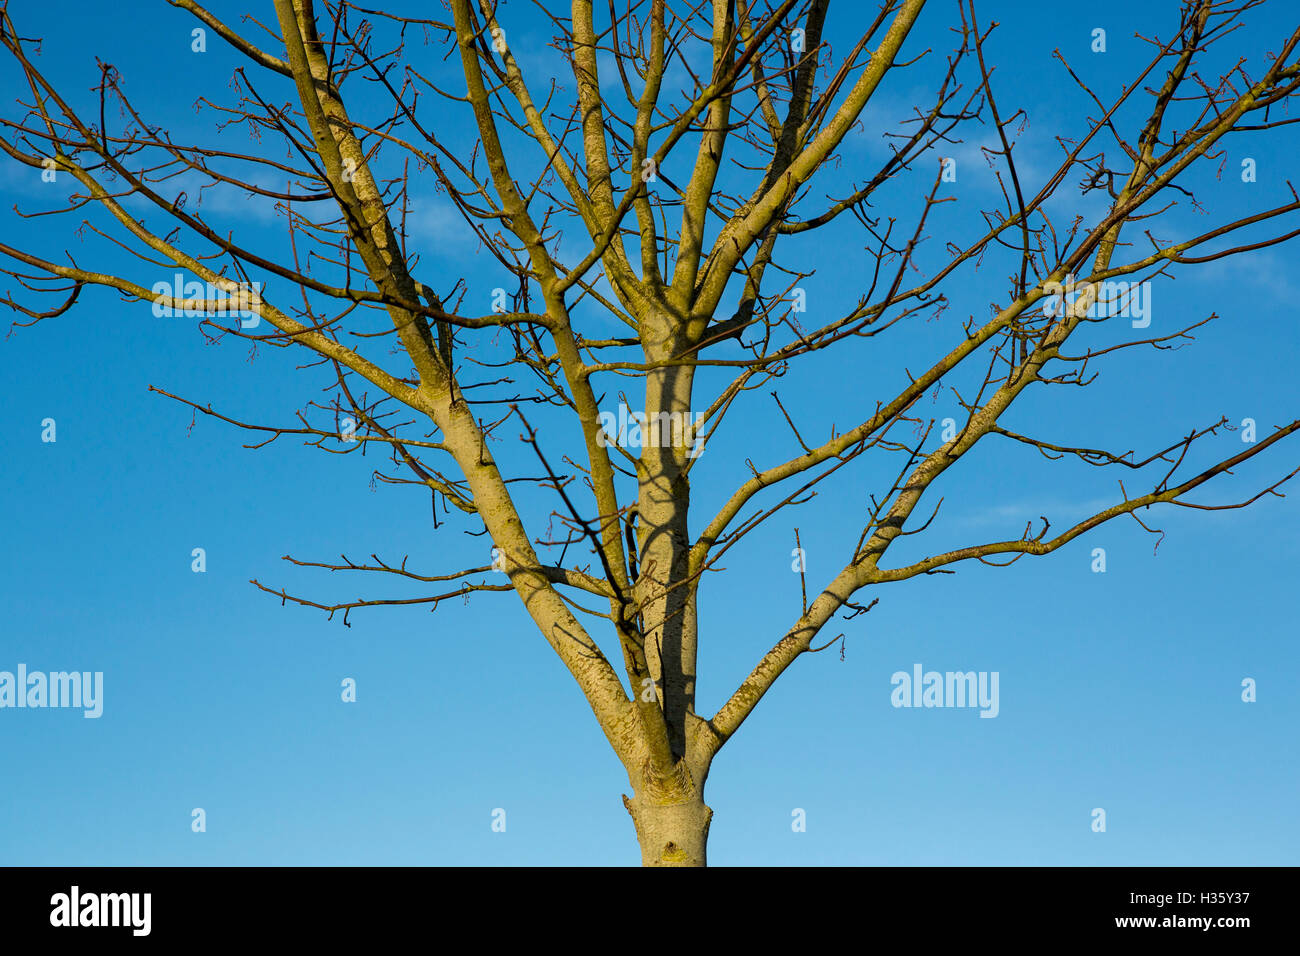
[624,788,713,867]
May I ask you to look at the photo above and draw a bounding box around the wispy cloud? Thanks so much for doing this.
[945,495,1120,531]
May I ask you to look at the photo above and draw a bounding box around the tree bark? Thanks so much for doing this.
[624,782,713,867]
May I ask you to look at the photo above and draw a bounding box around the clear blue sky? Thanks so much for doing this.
[1,0,1297,865]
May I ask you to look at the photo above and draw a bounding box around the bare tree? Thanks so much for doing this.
[2,0,1298,865]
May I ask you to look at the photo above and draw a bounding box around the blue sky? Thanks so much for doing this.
[1,0,1297,865]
